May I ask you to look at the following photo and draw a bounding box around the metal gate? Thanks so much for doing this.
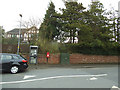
[60,53,69,64]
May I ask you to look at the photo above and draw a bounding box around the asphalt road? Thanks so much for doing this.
[0,64,119,89]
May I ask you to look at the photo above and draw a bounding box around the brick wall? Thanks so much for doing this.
[22,53,119,64]
[70,54,119,64]
[22,54,60,64]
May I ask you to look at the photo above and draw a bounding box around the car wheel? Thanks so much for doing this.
[10,66,19,74]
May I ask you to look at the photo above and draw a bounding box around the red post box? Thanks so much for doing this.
[46,52,50,58]
[46,52,50,63]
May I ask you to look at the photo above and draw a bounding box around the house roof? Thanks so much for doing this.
[7,26,38,35]
[7,28,26,34]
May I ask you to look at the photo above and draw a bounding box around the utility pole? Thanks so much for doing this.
[17,14,22,55]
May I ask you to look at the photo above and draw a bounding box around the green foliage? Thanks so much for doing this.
[88,1,114,45]
[36,31,60,53]
[59,2,86,43]
[29,33,38,45]
[0,26,5,38]
[37,1,120,55]
[78,25,93,44]
[60,43,120,55]
[37,1,61,53]
[2,37,18,44]
[0,26,5,44]
[39,1,60,42]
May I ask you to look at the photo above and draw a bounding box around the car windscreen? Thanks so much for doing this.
[18,55,27,60]
[12,55,21,60]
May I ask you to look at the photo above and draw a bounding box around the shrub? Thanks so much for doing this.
[59,43,120,55]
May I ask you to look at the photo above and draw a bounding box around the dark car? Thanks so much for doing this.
[0,53,28,74]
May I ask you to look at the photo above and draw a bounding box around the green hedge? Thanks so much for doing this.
[59,43,120,55]
[3,43,120,56]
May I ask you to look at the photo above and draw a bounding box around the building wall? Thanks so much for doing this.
[6,27,39,43]
[118,1,120,17]
[91,0,98,2]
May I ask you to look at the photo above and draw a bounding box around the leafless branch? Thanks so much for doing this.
[22,17,41,29]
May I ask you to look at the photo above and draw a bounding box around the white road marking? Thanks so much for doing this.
[112,86,119,88]
[89,77,98,80]
[0,74,107,85]
[23,75,36,79]
[111,86,120,90]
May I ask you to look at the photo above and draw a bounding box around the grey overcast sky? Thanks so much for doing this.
[0,0,120,32]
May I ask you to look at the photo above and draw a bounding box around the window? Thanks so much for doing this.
[17,35,19,38]
[24,33,27,37]
[7,34,10,37]
[29,34,31,37]
[26,34,28,38]
[13,55,20,59]
[1,55,12,61]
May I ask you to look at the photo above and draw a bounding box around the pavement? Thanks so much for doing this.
[27,63,119,69]
[0,64,119,89]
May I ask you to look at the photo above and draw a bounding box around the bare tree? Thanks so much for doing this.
[20,17,41,44]
[22,17,41,29]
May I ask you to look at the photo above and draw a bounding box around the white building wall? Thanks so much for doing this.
[118,1,120,17]
[91,0,98,2]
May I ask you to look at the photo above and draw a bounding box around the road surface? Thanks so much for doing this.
[0,64,119,89]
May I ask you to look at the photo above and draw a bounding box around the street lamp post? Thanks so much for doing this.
[17,14,22,55]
